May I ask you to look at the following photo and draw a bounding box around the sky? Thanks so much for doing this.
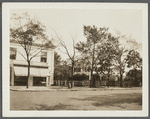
[11,8,143,60]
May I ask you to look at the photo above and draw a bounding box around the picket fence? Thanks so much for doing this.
[54,80,122,87]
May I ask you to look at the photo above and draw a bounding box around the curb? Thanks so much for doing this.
[10,89,80,92]
[10,87,142,92]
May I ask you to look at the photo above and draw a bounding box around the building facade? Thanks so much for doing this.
[10,41,54,86]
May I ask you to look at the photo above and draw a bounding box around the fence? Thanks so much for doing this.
[54,80,90,87]
[54,80,141,87]
[54,80,119,87]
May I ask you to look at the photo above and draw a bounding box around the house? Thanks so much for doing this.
[74,66,121,86]
[10,41,55,86]
[74,66,90,76]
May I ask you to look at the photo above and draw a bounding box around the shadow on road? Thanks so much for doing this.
[71,93,142,110]
[33,93,142,110]
[34,103,76,110]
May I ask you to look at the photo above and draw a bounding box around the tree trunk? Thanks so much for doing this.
[107,75,110,87]
[27,61,30,88]
[119,55,123,87]
[135,68,137,87]
[90,43,95,88]
[107,68,111,87]
[120,73,123,87]
[71,61,74,88]
[90,69,93,88]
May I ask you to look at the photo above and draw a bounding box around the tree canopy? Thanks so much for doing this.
[10,12,55,88]
[125,50,142,69]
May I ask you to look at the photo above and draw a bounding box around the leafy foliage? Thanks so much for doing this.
[125,50,142,87]
[75,25,120,87]
[75,25,109,55]
[126,69,142,81]
[10,13,48,44]
[54,52,72,81]
[54,52,61,66]
[96,33,119,74]
[75,26,109,85]
[54,61,72,81]
[125,50,142,69]
[10,12,54,88]
[10,12,54,62]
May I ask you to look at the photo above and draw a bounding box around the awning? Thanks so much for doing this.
[14,66,51,77]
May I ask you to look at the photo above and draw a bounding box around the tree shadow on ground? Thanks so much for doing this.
[34,103,76,110]
[71,93,142,109]
[30,93,142,110]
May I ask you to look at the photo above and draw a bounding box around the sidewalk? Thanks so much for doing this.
[10,86,142,92]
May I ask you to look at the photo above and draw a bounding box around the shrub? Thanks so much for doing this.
[124,76,134,81]
[125,69,142,87]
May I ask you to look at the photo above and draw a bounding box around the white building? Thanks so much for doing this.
[10,41,55,86]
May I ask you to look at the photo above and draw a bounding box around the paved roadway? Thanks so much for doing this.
[10,89,142,110]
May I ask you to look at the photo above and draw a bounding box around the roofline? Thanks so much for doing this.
[10,40,56,49]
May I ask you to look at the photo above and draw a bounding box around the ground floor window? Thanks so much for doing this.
[14,76,28,86]
[13,76,47,86]
[33,77,46,86]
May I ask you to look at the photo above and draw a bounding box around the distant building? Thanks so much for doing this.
[10,41,55,86]
[74,66,120,81]
[74,66,91,75]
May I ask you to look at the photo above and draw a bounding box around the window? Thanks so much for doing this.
[41,52,47,62]
[10,47,17,60]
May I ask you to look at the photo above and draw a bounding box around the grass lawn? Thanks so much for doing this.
[10,89,142,110]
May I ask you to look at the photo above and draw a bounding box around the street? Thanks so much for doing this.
[10,89,142,110]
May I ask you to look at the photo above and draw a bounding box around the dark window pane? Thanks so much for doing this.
[41,52,47,62]
[41,58,47,62]
[10,47,17,60]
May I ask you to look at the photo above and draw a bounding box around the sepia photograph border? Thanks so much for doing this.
[2,3,148,117]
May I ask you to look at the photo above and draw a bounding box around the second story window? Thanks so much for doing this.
[41,52,47,62]
[10,47,17,60]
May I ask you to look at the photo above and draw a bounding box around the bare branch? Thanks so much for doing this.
[57,48,69,55]
[28,42,32,55]
[30,48,41,55]
[18,51,27,61]
[51,28,73,60]
[69,33,77,59]
[16,39,27,56]
[30,49,42,61]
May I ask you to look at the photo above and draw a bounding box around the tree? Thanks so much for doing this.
[52,30,77,88]
[126,69,142,83]
[111,31,129,87]
[114,32,142,87]
[75,25,109,88]
[54,52,61,67]
[125,50,142,86]
[96,33,119,87]
[54,52,71,82]
[10,12,55,88]
[54,52,61,81]
[54,60,71,82]
[114,47,127,87]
